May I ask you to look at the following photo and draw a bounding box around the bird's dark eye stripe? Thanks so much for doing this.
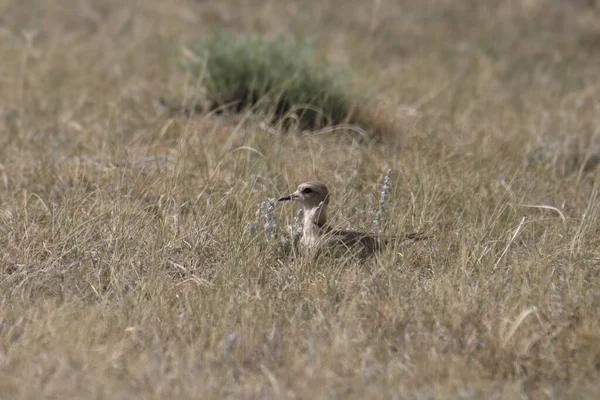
[301,188,313,194]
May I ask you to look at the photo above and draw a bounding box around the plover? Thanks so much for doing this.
[278,181,424,257]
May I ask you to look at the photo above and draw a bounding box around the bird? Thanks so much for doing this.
[277,181,425,257]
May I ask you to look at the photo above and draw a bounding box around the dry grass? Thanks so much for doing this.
[1,0,600,398]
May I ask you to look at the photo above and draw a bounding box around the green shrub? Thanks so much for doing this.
[184,31,357,129]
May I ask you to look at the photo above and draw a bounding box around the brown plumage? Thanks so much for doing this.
[278,181,425,257]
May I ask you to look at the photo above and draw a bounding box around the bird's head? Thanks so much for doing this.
[277,181,330,210]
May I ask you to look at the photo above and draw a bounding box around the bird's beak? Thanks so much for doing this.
[277,191,299,202]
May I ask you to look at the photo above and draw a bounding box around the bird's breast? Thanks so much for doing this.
[300,220,322,250]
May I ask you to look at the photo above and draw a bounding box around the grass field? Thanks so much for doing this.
[1,0,600,398]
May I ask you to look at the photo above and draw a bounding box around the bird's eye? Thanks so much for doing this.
[301,187,313,194]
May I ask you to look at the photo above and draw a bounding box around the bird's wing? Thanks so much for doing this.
[326,228,382,253]
[328,228,428,241]
[327,228,428,249]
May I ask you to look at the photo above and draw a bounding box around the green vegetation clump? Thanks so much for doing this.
[184,32,356,128]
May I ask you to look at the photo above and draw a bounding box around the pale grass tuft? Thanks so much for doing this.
[373,168,392,234]
[249,201,262,237]
[264,197,277,243]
